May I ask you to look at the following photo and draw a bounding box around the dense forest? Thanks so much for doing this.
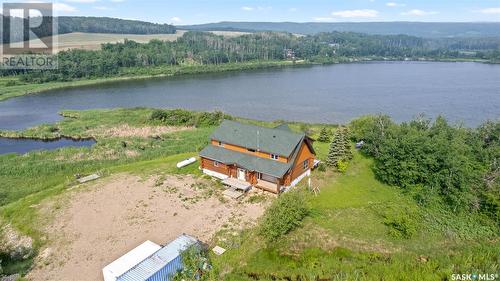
[1,16,176,43]
[2,31,499,83]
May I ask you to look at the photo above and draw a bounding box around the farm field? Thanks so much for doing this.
[6,30,250,53]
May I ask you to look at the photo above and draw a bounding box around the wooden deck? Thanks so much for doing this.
[255,179,279,194]
[222,178,252,192]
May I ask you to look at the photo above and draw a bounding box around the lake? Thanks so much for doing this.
[0,137,96,154]
[0,61,499,131]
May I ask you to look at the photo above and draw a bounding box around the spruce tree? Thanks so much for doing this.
[326,128,346,167]
[317,127,331,142]
[342,127,353,159]
[326,126,353,167]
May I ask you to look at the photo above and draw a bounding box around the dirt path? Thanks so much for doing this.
[28,174,266,281]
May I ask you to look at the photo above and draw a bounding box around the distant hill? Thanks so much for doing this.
[1,16,176,43]
[58,17,176,35]
[181,22,500,38]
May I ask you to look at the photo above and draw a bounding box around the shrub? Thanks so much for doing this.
[5,80,17,87]
[173,245,210,281]
[150,109,229,127]
[194,111,226,127]
[382,208,419,239]
[336,159,349,173]
[259,191,309,243]
[150,109,169,122]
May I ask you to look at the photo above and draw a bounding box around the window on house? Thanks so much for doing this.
[270,154,279,160]
[218,141,224,147]
[303,159,308,170]
[247,148,256,152]
[214,161,219,167]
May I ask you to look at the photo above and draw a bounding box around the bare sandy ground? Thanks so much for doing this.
[28,174,266,281]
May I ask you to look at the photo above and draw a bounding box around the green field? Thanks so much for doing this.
[0,108,498,279]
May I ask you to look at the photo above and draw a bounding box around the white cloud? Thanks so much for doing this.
[331,9,379,18]
[288,7,298,12]
[241,6,271,12]
[170,16,181,23]
[401,9,437,16]
[313,17,334,22]
[93,5,111,10]
[386,2,405,7]
[475,8,500,14]
[110,0,125,2]
[53,3,77,12]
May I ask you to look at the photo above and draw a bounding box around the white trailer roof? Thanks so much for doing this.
[103,240,162,281]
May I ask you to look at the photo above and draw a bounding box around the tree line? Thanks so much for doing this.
[2,31,499,82]
[1,15,176,44]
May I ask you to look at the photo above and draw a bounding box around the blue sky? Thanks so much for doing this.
[3,0,500,24]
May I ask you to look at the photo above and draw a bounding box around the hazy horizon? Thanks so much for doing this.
[1,0,499,25]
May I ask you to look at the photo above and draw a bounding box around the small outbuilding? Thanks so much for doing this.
[103,235,198,281]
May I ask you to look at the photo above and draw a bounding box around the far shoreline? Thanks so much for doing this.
[0,58,495,102]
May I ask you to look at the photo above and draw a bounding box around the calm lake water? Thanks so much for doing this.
[0,137,95,154]
[0,61,499,131]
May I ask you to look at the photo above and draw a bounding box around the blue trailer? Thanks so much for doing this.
[116,234,198,281]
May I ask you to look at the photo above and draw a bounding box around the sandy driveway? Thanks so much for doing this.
[28,174,266,281]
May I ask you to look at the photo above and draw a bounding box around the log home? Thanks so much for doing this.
[199,120,317,193]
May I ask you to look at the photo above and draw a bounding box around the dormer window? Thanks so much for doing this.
[270,154,279,160]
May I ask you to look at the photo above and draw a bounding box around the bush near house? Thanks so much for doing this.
[259,191,310,243]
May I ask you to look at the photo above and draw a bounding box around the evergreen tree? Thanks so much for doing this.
[327,126,352,167]
[317,127,331,142]
[343,127,353,159]
[327,128,346,167]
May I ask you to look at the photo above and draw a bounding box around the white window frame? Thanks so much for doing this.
[218,141,224,147]
[303,159,308,170]
[270,154,279,160]
[214,160,219,167]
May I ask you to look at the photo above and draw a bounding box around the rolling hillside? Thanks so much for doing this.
[182,21,500,37]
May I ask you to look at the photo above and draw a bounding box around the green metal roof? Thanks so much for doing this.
[210,120,305,157]
[199,145,292,178]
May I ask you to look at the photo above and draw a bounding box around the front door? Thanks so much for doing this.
[237,168,246,181]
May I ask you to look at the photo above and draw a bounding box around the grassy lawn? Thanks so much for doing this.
[210,149,499,281]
